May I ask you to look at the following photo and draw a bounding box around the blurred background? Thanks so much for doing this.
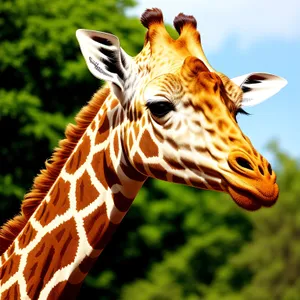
[0,0,299,299]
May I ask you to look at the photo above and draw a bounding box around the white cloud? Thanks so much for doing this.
[129,0,300,52]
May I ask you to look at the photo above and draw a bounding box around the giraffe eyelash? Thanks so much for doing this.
[236,107,250,116]
[234,107,250,123]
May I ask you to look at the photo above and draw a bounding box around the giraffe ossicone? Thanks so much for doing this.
[0,8,287,299]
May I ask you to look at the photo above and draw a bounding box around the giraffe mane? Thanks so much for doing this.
[0,87,110,255]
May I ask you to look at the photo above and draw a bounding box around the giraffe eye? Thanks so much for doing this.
[146,101,175,118]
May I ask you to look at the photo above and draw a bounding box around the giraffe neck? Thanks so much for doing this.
[0,88,147,299]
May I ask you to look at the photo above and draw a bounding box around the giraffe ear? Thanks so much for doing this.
[231,72,287,107]
[76,29,132,92]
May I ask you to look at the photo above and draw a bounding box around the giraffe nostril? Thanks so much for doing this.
[267,163,273,175]
[258,166,264,176]
[236,157,253,171]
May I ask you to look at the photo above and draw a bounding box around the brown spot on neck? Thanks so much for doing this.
[76,171,100,211]
[18,222,37,249]
[91,146,122,190]
[0,253,21,285]
[83,203,118,250]
[35,178,70,226]
[66,134,91,174]
[25,218,79,299]
[1,282,20,299]
[95,112,110,144]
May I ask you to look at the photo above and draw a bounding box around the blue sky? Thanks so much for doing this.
[130,0,300,161]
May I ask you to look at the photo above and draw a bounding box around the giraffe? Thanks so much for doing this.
[0,8,287,299]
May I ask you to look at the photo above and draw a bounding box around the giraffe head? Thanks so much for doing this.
[76,8,287,211]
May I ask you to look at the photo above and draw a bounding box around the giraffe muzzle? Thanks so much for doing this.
[224,150,279,211]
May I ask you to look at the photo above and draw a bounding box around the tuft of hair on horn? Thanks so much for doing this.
[140,8,164,29]
[173,13,197,35]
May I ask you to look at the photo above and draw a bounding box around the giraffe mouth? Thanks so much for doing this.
[225,179,279,211]
[227,184,278,211]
